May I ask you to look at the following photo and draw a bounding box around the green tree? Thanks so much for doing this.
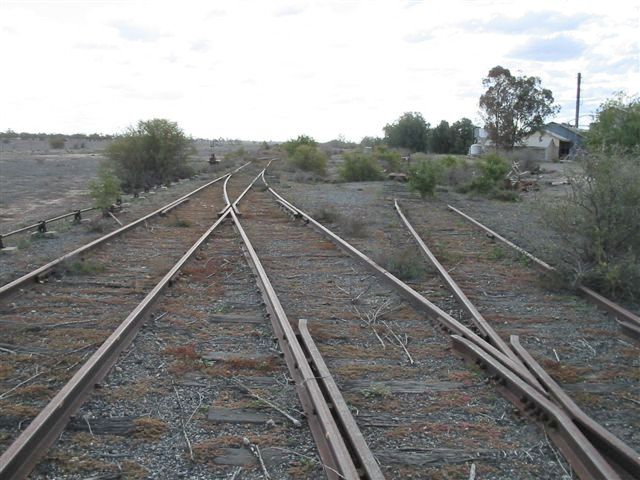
[106,119,193,191]
[429,120,454,154]
[587,94,640,151]
[479,66,559,149]
[450,118,475,154]
[383,112,430,152]
[360,136,384,148]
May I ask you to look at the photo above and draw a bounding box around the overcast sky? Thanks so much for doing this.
[1,0,638,142]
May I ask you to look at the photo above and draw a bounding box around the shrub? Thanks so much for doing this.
[382,249,425,280]
[408,158,443,197]
[544,150,640,301]
[106,119,193,192]
[89,164,122,209]
[340,152,383,181]
[66,260,106,275]
[289,144,327,175]
[372,146,402,172]
[282,135,317,156]
[49,136,65,149]
[460,153,511,196]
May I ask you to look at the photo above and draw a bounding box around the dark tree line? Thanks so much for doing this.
[381,112,475,154]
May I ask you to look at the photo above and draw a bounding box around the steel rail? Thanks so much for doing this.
[446,205,554,272]
[0,167,258,480]
[451,335,620,480]
[397,200,640,477]
[299,319,385,479]
[267,186,545,393]
[230,209,361,480]
[394,199,525,367]
[0,166,249,300]
[446,204,640,337]
[264,186,626,479]
[1,207,96,240]
[221,175,241,215]
[510,336,640,479]
[0,212,231,480]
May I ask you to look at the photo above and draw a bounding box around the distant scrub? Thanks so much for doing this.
[284,135,327,175]
[48,136,66,149]
[340,151,383,182]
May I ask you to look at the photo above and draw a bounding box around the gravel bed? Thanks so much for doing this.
[239,183,570,479]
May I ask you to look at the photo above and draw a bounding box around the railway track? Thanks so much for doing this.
[252,170,639,479]
[1,159,638,479]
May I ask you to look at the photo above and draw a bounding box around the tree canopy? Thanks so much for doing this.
[587,93,640,151]
[383,112,429,152]
[106,119,193,191]
[479,66,559,149]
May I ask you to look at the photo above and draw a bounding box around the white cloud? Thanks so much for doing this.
[1,0,638,141]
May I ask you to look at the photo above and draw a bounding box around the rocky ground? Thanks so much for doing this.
[1,148,638,479]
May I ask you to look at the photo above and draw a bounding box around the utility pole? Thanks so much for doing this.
[575,72,582,128]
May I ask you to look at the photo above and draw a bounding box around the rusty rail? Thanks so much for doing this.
[510,336,640,479]
[447,204,640,339]
[0,207,96,243]
[394,199,524,367]
[267,186,545,392]
[0,168,257,479]
[451,335,620,480]
[230,209,362,479]
[263,185,633,480]
[0,163,252,300]
[298,319,384,479]
[397,199,640,477]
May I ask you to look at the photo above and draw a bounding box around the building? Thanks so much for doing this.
[473,123,586,161]
[520,122,585,161]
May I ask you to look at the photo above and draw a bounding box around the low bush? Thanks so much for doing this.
[340,152,383,182]
[282,135,317,156]
[372,146,402,172]
[408,159,443,197]
[381,249,425,280]
[466,153,510,193]
[289,144,327,175]
[49,136,65,149]
[544,150,640,301]
[89,164,122,209]
[66,260,106,275]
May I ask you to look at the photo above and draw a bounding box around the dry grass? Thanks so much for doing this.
[541,360,591,383]
[320,344,393,360]
[133,417,168,441]
[98,377,163,401]
[122,460,149,479]
[0,363,15,380]
[202,357,277,377]
[386,420,508,448]
[193,433,284,463]
[344,392,402,411]
[333,364,395,380]
[0,401,40,418]
[44,450,116,475]
[15,383,51,399]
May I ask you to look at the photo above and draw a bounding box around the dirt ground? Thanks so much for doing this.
[1,145,637,478]
[0,139,259,232]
